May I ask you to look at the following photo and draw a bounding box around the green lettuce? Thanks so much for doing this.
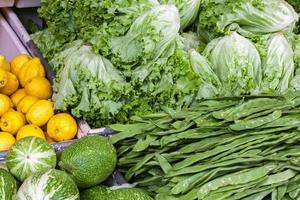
[256,33,295,93]
[180,32,206,52]
[38,0,158,58]
[50,41,130,126]
[203,32,262,96]
[199,0,299,38]
[109,5,180,69]
[160,0,201,30]
[31,29,65,60]
[51,39,201,127]
[189,49,221,98]
[39,0,77,42]
[75,0,158,55]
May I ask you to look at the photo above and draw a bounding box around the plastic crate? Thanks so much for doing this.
[14,0,40,8]
[0,0,14,8]
[0,12,28,60]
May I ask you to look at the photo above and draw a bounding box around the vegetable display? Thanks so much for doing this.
[32,0,300,127]
[111,92,300,199]
[0,135,150,199]
[16,1,300,199]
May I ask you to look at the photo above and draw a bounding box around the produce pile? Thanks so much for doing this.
[0,54,78,151]
[111,92,300,199]
[32,0,300,128]
[0,135,153,200]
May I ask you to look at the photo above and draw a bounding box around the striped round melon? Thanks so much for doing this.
[17,169,79,200]
[6,136,56,181]
[0,168,17,200]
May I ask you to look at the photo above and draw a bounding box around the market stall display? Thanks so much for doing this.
[0,0,300,199]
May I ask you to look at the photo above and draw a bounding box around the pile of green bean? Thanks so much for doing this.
[111,92,300,200]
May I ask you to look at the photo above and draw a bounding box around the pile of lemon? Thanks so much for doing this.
[0,55,78,152]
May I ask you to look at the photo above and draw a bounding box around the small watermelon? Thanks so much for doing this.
[6,136,56,181]
[0,168,17,200]
[17,169,79,200]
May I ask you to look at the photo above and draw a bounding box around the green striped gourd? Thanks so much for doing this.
[17,169,79,200]
[6,136,56,181]
[0,168,17,200]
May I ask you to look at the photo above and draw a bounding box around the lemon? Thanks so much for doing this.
[11,89,26,107]
[0,68,8,88]
[18,57,45,87]
[0,94,12,116]
[0,111,25,135]
[17,96,39,114]
[0,72,19,96]
[0,132,15,151]
[16,125,45,141]
[0,55,11,71]
[11,54,31,75]
[26,100,54,127]
[24,77,52,100]
[47,113,77,142]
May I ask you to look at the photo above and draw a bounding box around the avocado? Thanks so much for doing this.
[106,188,153,200]
[80,185,110,200]
[59,136,117,188]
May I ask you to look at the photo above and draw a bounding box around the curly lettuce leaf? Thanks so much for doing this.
[199,0,299,38]
[31,29,66,60]
[75,0,158,55]
[39,0,77,41]
[51,41,131,127]
[109,5,180,69]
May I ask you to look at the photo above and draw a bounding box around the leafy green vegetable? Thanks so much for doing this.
[160,0,201,30]
[257,33,295,93]
[203,32,262,96]
[198,0,299,37]
[109,5,180,69]
[189,49,221,98]
[76,0,159,55]
[31,29,65,60]
[51,40,130,126]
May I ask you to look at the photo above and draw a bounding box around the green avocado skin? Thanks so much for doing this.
[106,188,153,200]
[80,185,110,200]
[59,136,117,188]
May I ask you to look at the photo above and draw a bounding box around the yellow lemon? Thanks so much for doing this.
[0,111,25,135]
[47,113,77,142]
[0,72,19,96]
[11,54,32,75]
[0,132,15,151]
[17,96,39,114]
[0,94,12,116]
[24,77,52,100]
[0,55,10,71]
[11,89,26,107]
[18,57,45,87]
[0,68,8,88]
[26,100,54,127]
[8,108,15,112]
[16,125,45,141]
